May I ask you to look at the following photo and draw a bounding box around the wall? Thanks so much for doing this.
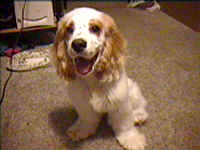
[160,2,200,32]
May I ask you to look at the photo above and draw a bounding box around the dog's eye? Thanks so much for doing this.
[66,27,74,34]
[90,25,101,34]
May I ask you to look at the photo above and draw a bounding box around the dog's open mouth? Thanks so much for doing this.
[74,52,99,76]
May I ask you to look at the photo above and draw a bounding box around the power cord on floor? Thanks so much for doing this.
[0,59,13,106]
[0,0,26,106]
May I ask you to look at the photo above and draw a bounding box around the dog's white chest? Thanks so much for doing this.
[66,74,129,113]
[66,79,109,113]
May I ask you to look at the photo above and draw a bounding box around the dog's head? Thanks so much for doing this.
[52,7,126,82]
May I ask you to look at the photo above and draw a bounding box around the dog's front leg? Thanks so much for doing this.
[108,102,146,150]
[67,100,102,141]
[66,81,102,141]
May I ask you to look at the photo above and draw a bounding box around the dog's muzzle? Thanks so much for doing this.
[72,45,104,76]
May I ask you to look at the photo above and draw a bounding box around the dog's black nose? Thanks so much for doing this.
[72,38,87,53]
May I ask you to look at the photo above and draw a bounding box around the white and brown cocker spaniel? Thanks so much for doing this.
[51,7,148,150]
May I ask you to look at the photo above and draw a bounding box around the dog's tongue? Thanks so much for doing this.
[75,57,93,75]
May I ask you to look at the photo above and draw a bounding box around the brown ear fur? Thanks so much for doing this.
[95,13,127,81]
[51,19,76,81]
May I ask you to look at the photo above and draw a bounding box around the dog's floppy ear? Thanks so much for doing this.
[51,18,76,81]
[95,13,127,82]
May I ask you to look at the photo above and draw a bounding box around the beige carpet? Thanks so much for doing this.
[1,2,200,150]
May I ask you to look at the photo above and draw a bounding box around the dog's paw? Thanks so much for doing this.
[66,119,97,141]
[133,109,148,126]
[116,129,146,150]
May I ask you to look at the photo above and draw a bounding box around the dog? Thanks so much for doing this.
[51,7,148,150]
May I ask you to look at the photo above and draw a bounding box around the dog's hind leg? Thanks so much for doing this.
[108,100,146,150]
[128,78,148,125]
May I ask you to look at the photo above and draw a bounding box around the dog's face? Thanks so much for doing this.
[65,8,106,76]
[53,8,126,81]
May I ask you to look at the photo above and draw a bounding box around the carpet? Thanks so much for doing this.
[1,2,200,150]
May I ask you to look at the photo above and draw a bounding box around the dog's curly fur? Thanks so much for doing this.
[51,7,148,150]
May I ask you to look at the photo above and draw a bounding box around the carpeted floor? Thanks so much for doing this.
[1,2,200,150]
